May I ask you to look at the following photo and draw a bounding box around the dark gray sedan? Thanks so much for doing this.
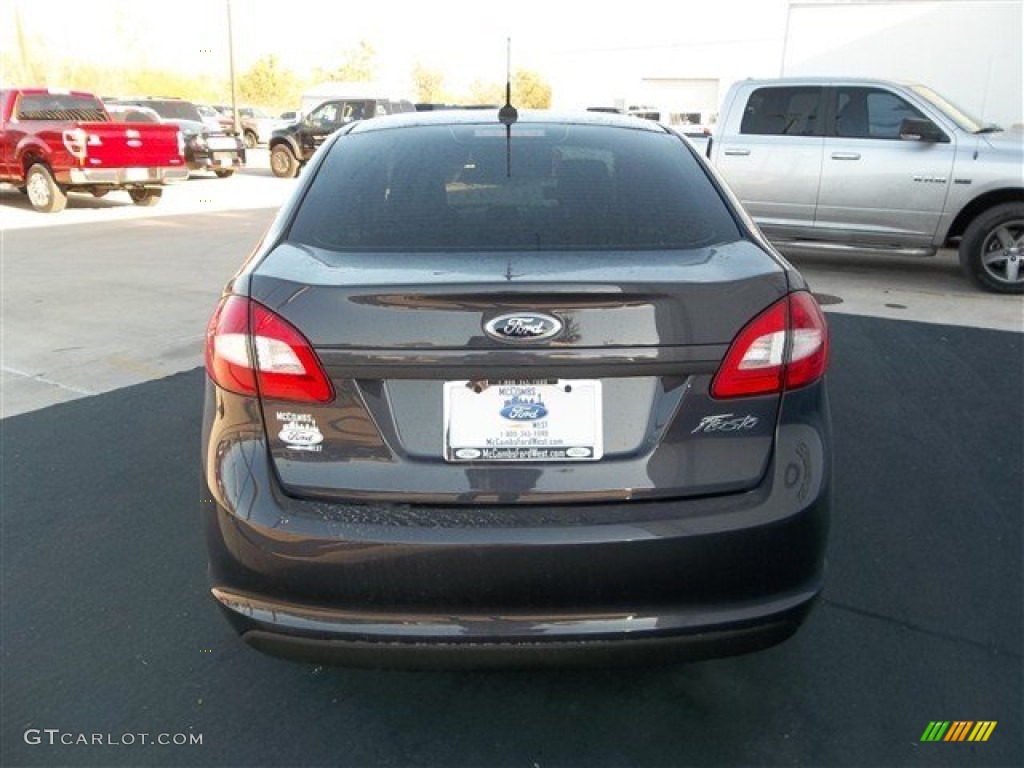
[202,109,831,668]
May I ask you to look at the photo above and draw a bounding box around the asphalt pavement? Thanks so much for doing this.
[2,314,1021,767]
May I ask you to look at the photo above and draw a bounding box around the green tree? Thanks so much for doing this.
[125,68,226,103]
[412,63,446,104]
[239,54,300,108]
[513,70,552,109]
[461,70,552,109]
[316,40,377,83]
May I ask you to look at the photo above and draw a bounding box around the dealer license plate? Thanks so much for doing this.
[443,379,603,462]
[124,167,148,182]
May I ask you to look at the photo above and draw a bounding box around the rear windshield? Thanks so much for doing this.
[135,100,201,122]
[287,122,741,251]
[16,93,106,121]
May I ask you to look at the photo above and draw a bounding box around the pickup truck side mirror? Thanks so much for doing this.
[899,117,946,143]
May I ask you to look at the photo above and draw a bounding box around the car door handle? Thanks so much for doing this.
[830,152,861,160]
[723,148,751,156]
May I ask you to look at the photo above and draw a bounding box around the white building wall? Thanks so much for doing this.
[781,0,1023,128]
[545,1,791,114]
[547,0,1021,130]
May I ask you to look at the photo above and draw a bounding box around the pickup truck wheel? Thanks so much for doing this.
[129,188,162,207]
[214,169,235,179]
[270,145,299,178]
[960,203,1024,294]
[243,131,258,150]
[25,163,67,213]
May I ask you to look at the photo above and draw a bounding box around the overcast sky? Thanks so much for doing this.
[2,0,789,91]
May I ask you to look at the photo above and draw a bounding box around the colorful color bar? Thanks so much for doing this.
[921,721,996,742]
[921,722,950,741]
[968,722,997,742]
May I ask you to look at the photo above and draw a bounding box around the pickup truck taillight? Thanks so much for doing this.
[61,128,102,161]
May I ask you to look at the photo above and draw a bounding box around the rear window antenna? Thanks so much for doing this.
[498,38,518,127]
[498,38,517,177]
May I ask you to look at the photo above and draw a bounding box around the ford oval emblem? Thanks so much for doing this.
[500,402,548,421]
[484,312,563,344]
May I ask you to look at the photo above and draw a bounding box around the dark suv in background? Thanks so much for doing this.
[269,97,414,177]
[112,98,246,178]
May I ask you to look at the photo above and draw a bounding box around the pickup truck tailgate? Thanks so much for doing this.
[65,121,184,169]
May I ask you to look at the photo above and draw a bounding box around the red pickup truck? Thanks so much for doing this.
[0,88,187,212]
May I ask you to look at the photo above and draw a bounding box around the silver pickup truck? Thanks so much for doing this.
[708,78,1023,293]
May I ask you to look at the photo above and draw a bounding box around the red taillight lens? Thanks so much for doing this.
[205,295,334,403]
[711,291,829,399]
[61,128,88,160]
[784,291,830,390]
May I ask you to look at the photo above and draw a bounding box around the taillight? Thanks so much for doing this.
[61,128,87,160]
[205,295,334,403]
[711,291,828,399]
[61,128,102,161]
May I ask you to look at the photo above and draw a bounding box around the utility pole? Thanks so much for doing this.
[227,0,240,134]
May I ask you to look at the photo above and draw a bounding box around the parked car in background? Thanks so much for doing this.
[268,97,414,177]
[627,108,714,155]
[1,87,185,212]
[299,82,415,115]
[202,109,832,668]
[105,103,162,124]
[709,78,1024,293]
[669,124,714,157]
[111,97,245,178]
[205,105,278,148]
[236,107,276,149]
[197,104,233,134]
[271,110,302,132]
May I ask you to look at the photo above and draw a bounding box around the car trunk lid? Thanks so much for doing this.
[246,240,789,504]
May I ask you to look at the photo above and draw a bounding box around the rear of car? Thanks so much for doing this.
[237,107,277,148]
[115,98,245,177]
[202,111,831,668]
[197,104,232,134]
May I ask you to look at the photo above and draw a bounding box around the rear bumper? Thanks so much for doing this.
[63,166,188,186]
[202,382,831,668]
[187,146,245,172]
[235,611,810,669]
